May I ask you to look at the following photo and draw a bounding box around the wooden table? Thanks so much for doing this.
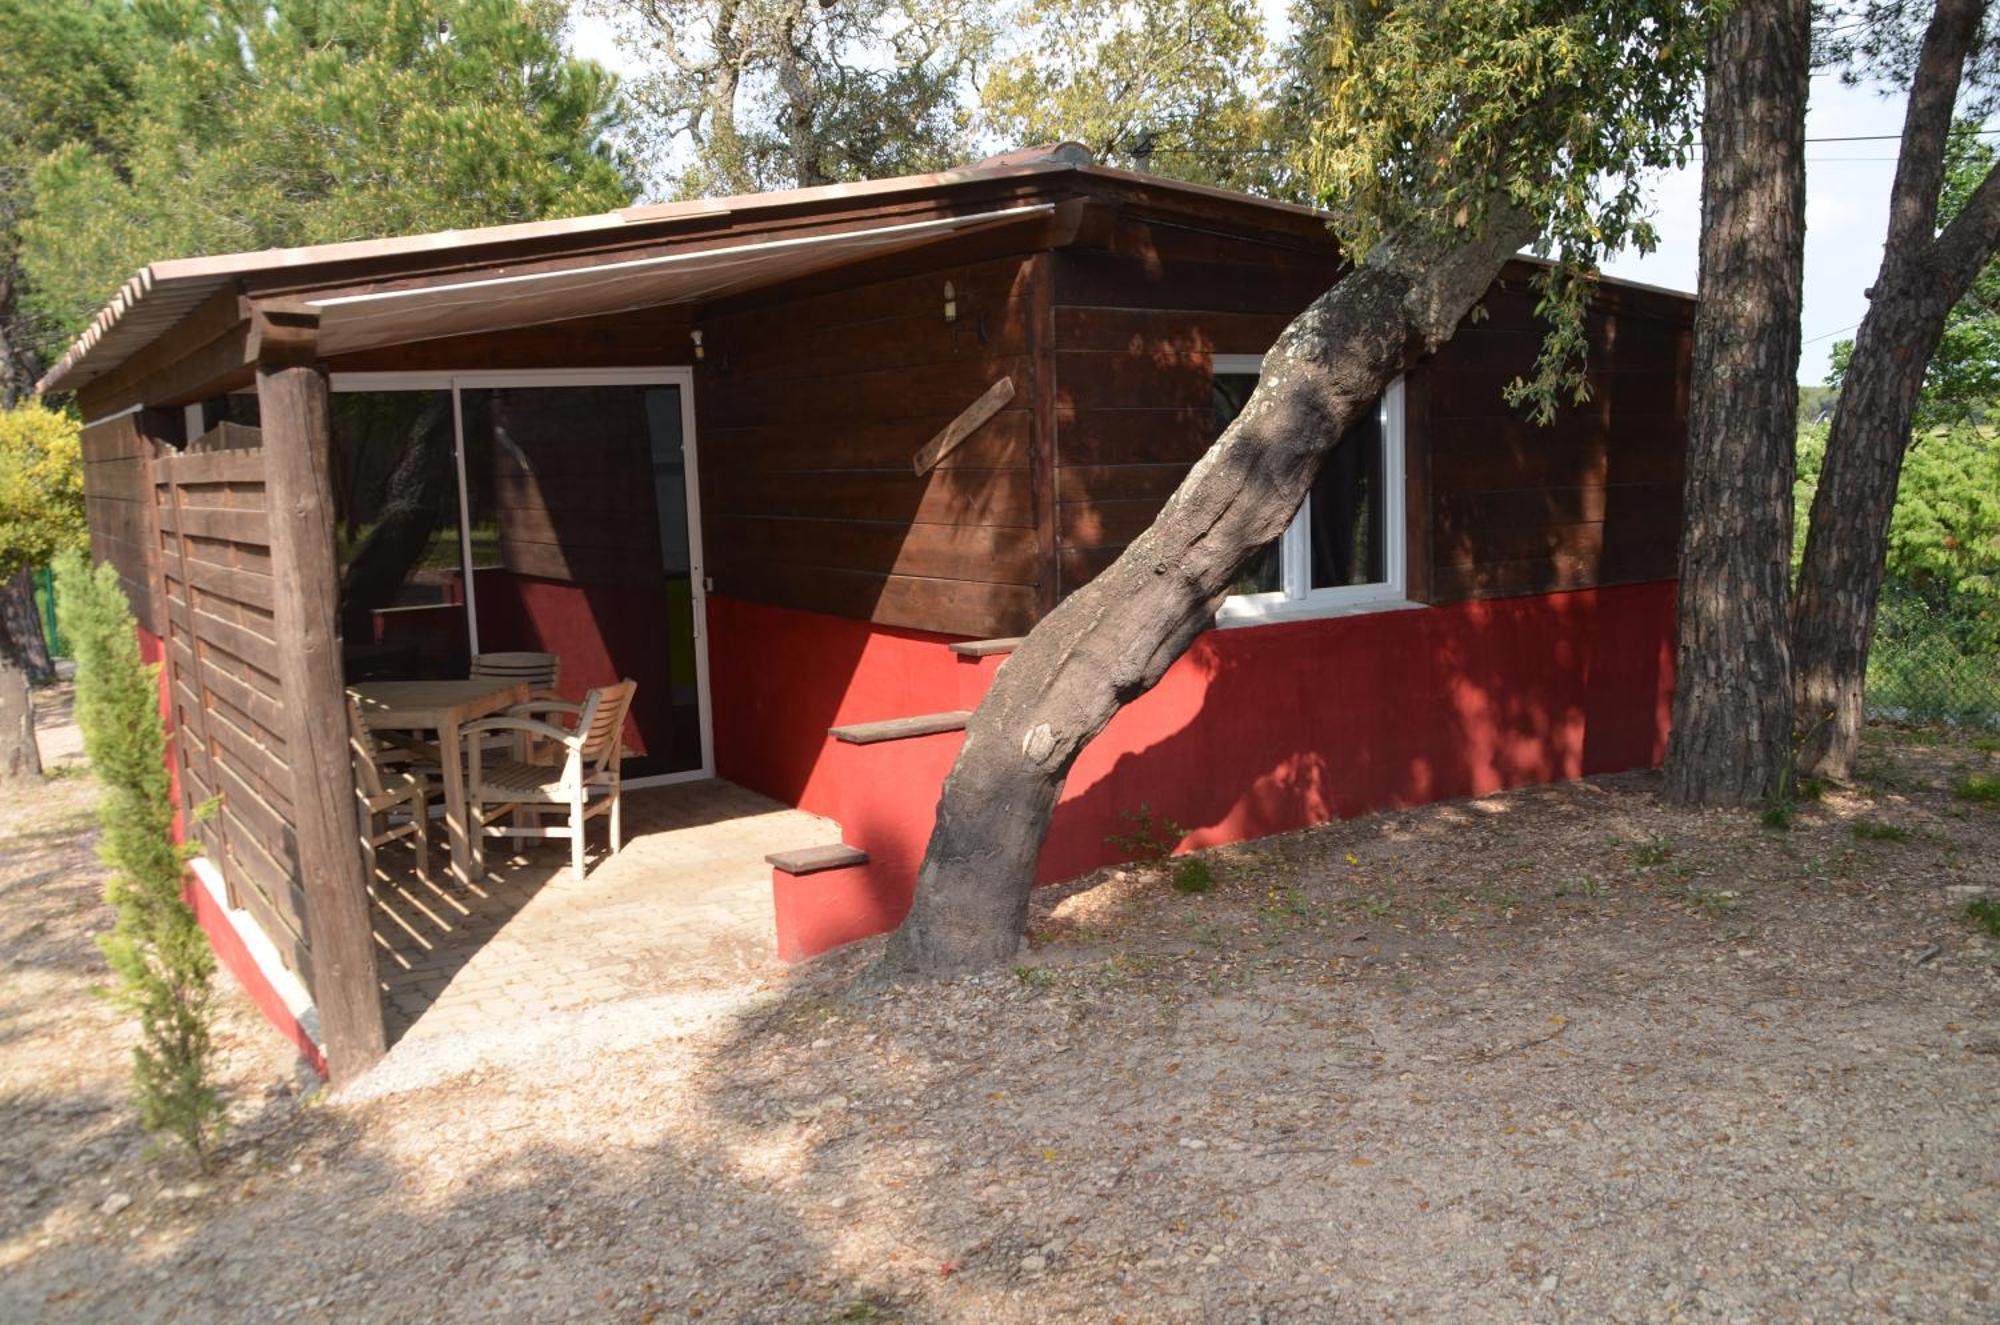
[348,678,529,885]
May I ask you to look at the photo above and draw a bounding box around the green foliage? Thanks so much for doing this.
[1956,772,2000,804]
[594,0,992,197]
[1287,0,1709,420]
[53,550,222,1167]
[1966,896,2000,938]
[1629,832,1675,867]
[1850,819,1908,842]
[20,0,634,361]
[1170,857,1216,894]
[1798,412,2000,720]
[979,0,1277,193]
[1105,803,1187,863]
[0,402,83,576]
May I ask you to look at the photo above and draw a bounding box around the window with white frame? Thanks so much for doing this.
[1210,354,1409,623]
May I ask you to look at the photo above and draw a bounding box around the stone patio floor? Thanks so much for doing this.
[369,780,837,1047]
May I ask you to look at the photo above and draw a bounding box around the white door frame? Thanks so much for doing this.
[330,367,714,786]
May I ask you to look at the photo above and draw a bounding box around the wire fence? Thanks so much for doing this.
[1864,590,2000,729]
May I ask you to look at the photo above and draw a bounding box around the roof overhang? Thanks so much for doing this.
[305,203,1055,357]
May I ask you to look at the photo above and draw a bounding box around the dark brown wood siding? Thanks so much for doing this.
[154,424,315,988]
[694,252,1044,638]
[78,409,169,631]
[1418,278,1693,602]
[1049,219,1694,605]
[1050,215,1346,593]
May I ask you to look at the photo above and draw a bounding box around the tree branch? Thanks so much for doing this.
[1883,0,1985,256]
[1927,153,2000,295]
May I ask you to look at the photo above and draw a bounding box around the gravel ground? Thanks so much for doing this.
[2,698,1996,1324]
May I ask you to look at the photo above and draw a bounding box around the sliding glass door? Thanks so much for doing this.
[328,370,711,784]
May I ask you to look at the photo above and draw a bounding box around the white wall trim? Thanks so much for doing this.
[188,855,323,1048]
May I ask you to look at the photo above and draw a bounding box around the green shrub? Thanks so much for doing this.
[54,552,223,1168]
[1850,819,1910,842]
[1956,773,2000,804]
[1966,897,2000,938]
[1105,803,1187,863]
[1170,858,1215,895]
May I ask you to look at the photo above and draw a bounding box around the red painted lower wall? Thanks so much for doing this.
[183,868,328,1076]
[139,623,329,1077]
[717,584,1679,960]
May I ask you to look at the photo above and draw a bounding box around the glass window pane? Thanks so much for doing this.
[329,391,464,679]
[1213,371,1282,595]
[1308,410,1387,589]
[458,384,704,778]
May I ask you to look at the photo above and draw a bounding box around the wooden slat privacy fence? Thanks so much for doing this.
[155,422,315,987]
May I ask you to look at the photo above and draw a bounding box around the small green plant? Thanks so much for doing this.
[1630,833,1675,867]
[1105,804,1187,863]
[55,553,223,1169]
[1013,964,1056,990]
[1971,736,1999,756]
[1170,857,1215,894]
[1966,897,2000,938]
[1850,819,1909,842]
[1683,885,1740,918]
[1359,893,1394,918]
[1556,876,1607,900]
[1954,773,2000,804]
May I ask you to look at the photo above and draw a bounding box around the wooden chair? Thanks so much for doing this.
[470,651,564,762]
[349,697,431,884]
[461,680,637,880]
[470,651,561,696]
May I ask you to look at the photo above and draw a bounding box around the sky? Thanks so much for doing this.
[569,15,1917,384]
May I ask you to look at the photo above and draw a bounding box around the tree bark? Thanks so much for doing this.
[874,203,1537,979]
[0,574,41,780]
[1792,0,2000,780]
[1661,0,1810,807]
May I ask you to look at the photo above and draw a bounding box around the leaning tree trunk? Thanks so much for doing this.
[874,204,1537,979]
[1792,0,2000,781]
[1660,0,1810,807]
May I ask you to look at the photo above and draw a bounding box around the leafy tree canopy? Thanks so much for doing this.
[591,0,993,198]
[19,0,635,364]
[979,0,1278,193]
[0,402,84,577]
[1288,0,1710,420]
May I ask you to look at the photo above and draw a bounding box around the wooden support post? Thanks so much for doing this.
[254,308,387,1080]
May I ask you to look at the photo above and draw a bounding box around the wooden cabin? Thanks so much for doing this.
[51,146,1692,1079]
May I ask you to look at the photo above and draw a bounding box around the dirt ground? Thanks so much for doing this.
[2,688,1995,1324]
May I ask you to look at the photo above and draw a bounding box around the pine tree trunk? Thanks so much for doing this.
[874,206,1537,979]
[0,586,40,780]
[1661,0,1810,807]
[1792,0,2000,780]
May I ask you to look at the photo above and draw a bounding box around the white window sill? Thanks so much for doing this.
[1213,595,1427,629]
